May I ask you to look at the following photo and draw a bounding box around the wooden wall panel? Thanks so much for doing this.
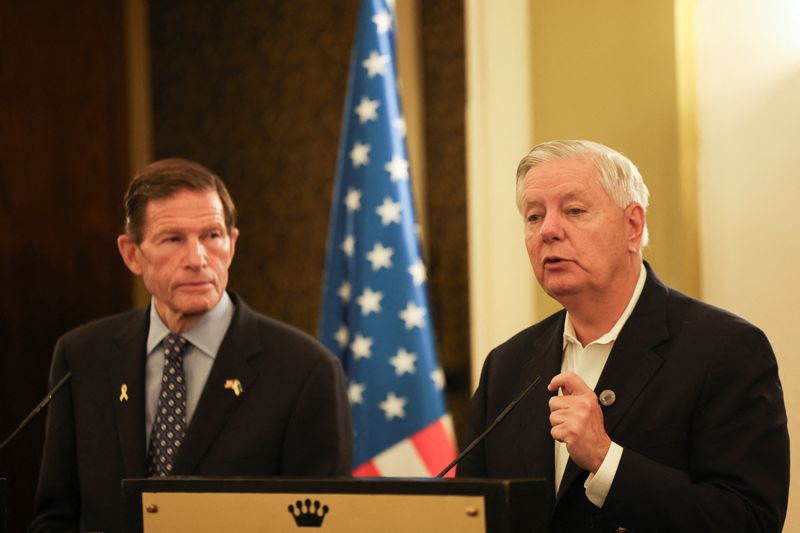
[0,2,131,530]
[418,1,470,446]
[149,0,359,334]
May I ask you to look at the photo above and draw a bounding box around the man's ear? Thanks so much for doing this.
[117,234,143,275]
[625,203,646,252]
[228,227,239,264]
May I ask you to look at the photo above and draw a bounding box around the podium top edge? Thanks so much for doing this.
[121,477,546,497]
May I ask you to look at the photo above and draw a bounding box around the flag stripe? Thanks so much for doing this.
[373,438,431,477]
[353,460,381,477]
[410,416,457,477]
[355,415,456,477]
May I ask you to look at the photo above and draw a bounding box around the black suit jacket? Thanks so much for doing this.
[30,292,353,533]
[458,265,789,532]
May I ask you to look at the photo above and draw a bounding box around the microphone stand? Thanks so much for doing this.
[0,371,72,533]
[437,375,541,478]
[0,372,71,451]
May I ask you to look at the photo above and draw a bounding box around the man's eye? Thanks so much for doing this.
[567,208,584,216]
[527,214,541,223]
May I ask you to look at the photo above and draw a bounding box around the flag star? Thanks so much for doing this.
[350,333,374,360]
[349,141,371,168]
[348,381,365,404]
[354,96,380,123]
[392,117,407,138]
[341,235,356,257]
[431,367,446,390]
[408,260,427,285]
[379,391,407,420]
[389,348,417,376]
[366,242,394,271]
[334,325,349,348]
[357,287,384,316]
[362,50,391,78]
[344,187,364,213]
[399,302,426,330]
[384,154,409,181]
[376,197,402,226]
[337,281,352,302]
[372,10,393,33]
[345,187,363,211]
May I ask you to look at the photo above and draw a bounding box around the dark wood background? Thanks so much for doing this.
[0,1,132,531]
[0,1,467,530]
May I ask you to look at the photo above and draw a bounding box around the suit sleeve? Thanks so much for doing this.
[29,338,80,533]
[281,354,353,476]
[603,325,789,532]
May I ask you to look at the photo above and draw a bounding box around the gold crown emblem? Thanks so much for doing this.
[288,499,329,527]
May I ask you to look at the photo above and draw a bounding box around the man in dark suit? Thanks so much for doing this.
[31,159,353,533]
[457,140,789,532]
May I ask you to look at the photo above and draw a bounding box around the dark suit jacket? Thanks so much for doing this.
[30,292,353,533]
[458,265,789,532]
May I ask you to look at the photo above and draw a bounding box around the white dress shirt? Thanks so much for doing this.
[554,263,646,507]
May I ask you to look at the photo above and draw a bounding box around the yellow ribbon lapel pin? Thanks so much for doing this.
[224,379,243,397]
[119,384,129,402]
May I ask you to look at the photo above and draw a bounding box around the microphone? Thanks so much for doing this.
[437,374,541,477]
[0,372,72,451]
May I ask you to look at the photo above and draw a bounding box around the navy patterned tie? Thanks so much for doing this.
[147,333,188,476]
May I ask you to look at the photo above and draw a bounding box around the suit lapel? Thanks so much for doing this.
[520,313,564,490]
[172,300,262,474]
[112,310,149,478]
[556,264,671,502]
[594,266,669,435]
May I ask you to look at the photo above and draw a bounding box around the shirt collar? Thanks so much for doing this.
[563,262,647,349]
[146,291,235,359]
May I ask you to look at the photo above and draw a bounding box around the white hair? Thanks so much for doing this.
[515,139,650,248]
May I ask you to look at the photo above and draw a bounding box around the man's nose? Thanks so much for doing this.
[184,238,208,268]
[540,213,564,243]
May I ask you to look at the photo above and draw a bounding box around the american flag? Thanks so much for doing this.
[319,0,456,477]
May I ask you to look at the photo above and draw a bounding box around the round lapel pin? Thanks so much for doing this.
[599,389,616,407]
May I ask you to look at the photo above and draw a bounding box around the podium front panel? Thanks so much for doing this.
[142,492,486,533]
[123,477,548,533]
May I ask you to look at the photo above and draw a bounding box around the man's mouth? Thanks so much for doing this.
[176,280,214,289]
[543,256,574,270]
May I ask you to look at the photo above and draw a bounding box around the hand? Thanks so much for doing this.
[548,372,611,473]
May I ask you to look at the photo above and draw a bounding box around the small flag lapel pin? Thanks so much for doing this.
[224,379,243,397]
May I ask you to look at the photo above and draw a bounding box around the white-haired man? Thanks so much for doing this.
[458,140,789,532]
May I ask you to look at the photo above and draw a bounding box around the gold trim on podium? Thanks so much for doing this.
[142,492,487,533]
[123,477,549,533]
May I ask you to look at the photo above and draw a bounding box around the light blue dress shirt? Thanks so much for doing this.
[144,291,235,445]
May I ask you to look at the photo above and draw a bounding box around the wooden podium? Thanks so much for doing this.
[122,477,549,533]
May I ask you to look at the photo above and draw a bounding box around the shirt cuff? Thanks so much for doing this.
[584,441,623,508]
